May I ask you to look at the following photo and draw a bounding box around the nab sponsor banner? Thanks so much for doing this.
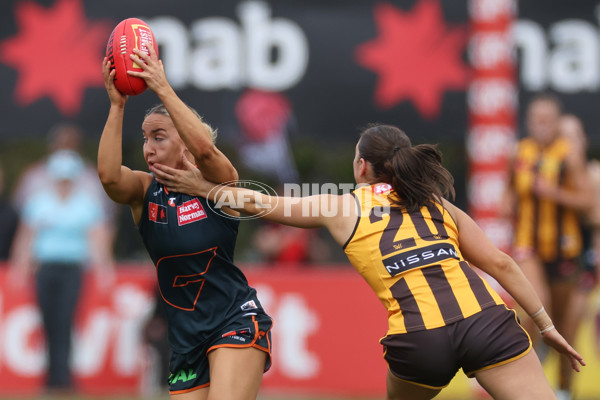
[0,0,470,145]
[1,0,599,151]
[515,0,600,143]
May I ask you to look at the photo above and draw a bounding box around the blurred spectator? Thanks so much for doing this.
[141,289,170,396]
[11,122,116,233]
[252,223,331,269]
[9,150,114,395]
[0,161,18,260]
[235,90,335,267]
[235,89,299,183]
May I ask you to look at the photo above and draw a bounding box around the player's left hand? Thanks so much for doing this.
[542,328,586,372]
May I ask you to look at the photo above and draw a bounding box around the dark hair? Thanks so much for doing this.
[357,124,455,212]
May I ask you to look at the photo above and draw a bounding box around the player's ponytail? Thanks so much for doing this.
[358,124,455,212]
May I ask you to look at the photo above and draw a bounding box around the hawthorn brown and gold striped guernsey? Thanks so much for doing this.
[344,183,504,335]
[512,136,582,262]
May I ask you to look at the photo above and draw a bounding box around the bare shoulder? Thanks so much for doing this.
[565,143,588,169]
[133,170,154,194]
[128,170,154,225]
[323,192,359,247]
[440,198,460,225]
[588,159,600,178]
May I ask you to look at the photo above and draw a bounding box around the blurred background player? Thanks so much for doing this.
[559,113,600,399]
[504,94,593,400]
[0,161,18,261]
[9,150,114,395]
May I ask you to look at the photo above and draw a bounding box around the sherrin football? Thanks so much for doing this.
[106,18,158,96]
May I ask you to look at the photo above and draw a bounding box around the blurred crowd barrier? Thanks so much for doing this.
[0,263,597,398]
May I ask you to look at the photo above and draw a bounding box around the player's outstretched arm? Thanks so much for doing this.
[446,200,585,372]
[128,47,238,184]
[151,159,357,245]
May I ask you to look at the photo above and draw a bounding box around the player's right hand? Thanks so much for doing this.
[102,57,128,107]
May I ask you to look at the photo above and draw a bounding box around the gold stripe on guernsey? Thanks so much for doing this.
[345,184,504,336]
[444,264,482,317]
[404,270,444,330]
[480,275,504,305]
[538,199,557,261]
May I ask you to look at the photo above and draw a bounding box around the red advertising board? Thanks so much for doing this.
[0,266,599,398]
[0,264,388,397]
[0,265,158,396]
[247,268,388,397]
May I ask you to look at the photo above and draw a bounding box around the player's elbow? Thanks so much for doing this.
[190,143,217,161]
[486,251,516,276]
[195,145,238,183]
[97,168,118,186]
[225,165,239,183]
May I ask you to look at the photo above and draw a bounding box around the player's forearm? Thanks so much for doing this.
[157,90,238,183]
[207,185,323,228]
[98,105,126,185]
[196,150,239,184]
[156,88,215,156]
[485,255,553,332]
[554,187,593,211]
[208,185,272,215]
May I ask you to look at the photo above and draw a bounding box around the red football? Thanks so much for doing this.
[106,18,158,96]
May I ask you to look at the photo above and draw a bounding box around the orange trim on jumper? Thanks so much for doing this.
[222,329,250,338]
[156,247,218,311]
[208,316,260,351]
[206,316,273,362]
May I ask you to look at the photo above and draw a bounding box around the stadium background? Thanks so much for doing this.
[0,0,599,398]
